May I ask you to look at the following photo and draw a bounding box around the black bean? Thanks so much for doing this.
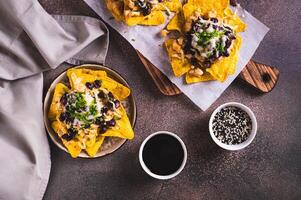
[66,115,74,124]
[76,108,82,113]
[98,91,105,99]
[62,128,78,141]
[68,127,76,134]
[60,94,68,105]
[203,60,211,68]
[107,119,116,127]
[229,35,236,40]
[224,26,231,30]
[95,117,104,125]
[62,134,72,141]
[217,26,223,31]
[99,126,107,134]
[101,107,109,114]
[225,31,231,36]
[114,100,121,108]
[135,0,152,16]
[83,124,91,128]
[201,15,209,20]
[106,101,114,109]
[94,80,101,88]
[59,112,67,121]
[141,2,152,16]
[223,51,230,57]
[108,92,114,98]
[85,82,94,90]
[225,39,232,48]
[204,23,210,29]
[210,18,218,23]
[209,50,218,59]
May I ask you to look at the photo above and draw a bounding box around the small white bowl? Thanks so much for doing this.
[209,102,257,151]
[139,131,187,180]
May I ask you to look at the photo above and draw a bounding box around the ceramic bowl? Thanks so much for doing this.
[43,64,136,158]
[139,131,187,180]
[209,102,257,151]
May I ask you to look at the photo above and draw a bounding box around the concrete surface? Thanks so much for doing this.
[40,0,301,199]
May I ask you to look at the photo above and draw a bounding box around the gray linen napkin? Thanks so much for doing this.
[0,0,109,199]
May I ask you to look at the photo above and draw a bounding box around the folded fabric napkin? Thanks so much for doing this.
[0,0,109,199]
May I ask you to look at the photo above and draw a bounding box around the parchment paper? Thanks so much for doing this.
[84,0,269,110]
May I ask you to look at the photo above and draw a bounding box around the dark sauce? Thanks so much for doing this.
[142,134,184,176]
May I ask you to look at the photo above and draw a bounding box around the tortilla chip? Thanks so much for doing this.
[48,83,69,121]
[183,0,229,19]
[86,135,105,157]
[85,128,105,157]
[223,8,246,32]
[161,0,182,12]
[186,71,215,83]
[67,68,130,100]
[101,107,134,139]
[206,35,242,82]
[105,0,125,21]
[165,39,191,77]
[125,10,165,26]
[167,11,184,32]
[52,121,82,158]
[67,68,107,90]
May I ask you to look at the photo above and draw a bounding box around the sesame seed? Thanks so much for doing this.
[212,106,252,145]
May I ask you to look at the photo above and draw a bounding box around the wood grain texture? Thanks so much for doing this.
[137,50,279,95]
[137,51,181,95]
[239,60,279,93]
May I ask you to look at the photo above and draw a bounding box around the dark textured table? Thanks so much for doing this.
[40,0,301,199]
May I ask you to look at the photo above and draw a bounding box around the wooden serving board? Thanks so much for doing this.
[137,51,279,95]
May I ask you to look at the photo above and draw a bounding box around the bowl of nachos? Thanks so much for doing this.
[44,65,136,158]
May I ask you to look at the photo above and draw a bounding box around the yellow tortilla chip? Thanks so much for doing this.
[51,121,82,158]
[48,83,69,121]
[124,10,165,26]
[102,77,131,100]
[67,68,130,100]
[206,35,242,82]
[165,39,191,77]
[101,107,134,139]
[223,8,246,32]
[105,0,125,21]
[183,0,229,19]
[166,11,184,32]
[161,0,182,12]
[84,128,105,157]
[186,71,215,83]
[86,135,105,157]
[67,68,107,90]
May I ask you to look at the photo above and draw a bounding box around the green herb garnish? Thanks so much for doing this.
[89,104,98,116]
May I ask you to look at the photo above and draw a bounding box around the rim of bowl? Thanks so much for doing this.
[139,131,187,180]
[209,102,257,151]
